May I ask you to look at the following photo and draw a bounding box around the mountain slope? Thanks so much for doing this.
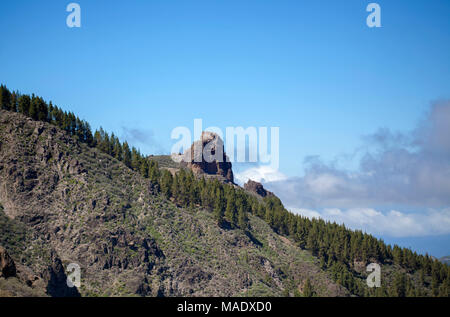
[0,110,347,297]
[1,84,449,297]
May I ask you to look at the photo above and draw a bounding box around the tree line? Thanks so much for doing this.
[259,194,449,296]
[0,85,147,176]
[1,84,254,230]
[1,84,448,297]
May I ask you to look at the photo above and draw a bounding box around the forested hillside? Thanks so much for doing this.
[0,84,449,297]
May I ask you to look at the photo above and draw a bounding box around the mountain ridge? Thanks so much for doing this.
[0,109,347,297]
[0,84,449,297]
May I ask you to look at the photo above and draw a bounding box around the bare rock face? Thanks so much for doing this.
[0,246,16,278]
[42,251,80,297]
[244,180,274,198]
[180,131,234,183]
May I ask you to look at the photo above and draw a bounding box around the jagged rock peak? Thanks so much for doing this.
[179,131,234,183]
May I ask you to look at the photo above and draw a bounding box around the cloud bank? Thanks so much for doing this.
[267,101,450,210]
[121,126,166,155]
[237,100,450,238]
[234,165,287,185]
[288,207,450,237]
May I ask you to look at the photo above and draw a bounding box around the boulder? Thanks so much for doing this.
[0,246,16,278]
[179,131,234,183]
[244,180,274,198]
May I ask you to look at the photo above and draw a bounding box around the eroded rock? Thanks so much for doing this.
[180,131,234,183]
[0,246,16,278]
[244,180,274,198]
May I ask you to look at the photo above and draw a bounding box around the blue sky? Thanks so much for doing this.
[1,0,450,257]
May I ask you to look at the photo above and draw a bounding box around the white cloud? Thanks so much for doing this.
[306,173,339,194]
[266,101,450,209]
[288,206,450,237]
[234,102,450,239]
[234,165,287,185]
[294,208,322,219]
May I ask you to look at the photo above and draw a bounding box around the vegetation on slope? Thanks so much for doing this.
[1,108,345,297]
[1,84,449,297]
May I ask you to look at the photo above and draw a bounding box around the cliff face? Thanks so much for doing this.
[0,110,347,297]
[179,131,234,183]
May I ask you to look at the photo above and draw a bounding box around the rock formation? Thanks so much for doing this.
[0,246,16,278]
[244,180,274,198]
[179,131,234,183]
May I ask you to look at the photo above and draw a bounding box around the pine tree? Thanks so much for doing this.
[0,85,11,110]
[303,278,314,297]
[29,96,38,120]
[131,147,141,170]
[140,159,149,178]
[18,95,31,116]
[171,174,180,201]
[419,269,425,286]
[391,273,406,297]
[438,276,450,297]
[83,121,94,146]
[431,260,441,296]
[148,161,160,191]
[225,191,236,226]
[37,98,48,122]
[237,204,248,230]
[10,91,18,112]
[214,187,225,227]
[122,142,132,167]
[160,170,173,198]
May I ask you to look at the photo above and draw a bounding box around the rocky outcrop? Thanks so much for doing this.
[179,131,234,183]
[0,246,16,278]
[44,251,80,297]
[0,246,48,296]
[244,180,274,198]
